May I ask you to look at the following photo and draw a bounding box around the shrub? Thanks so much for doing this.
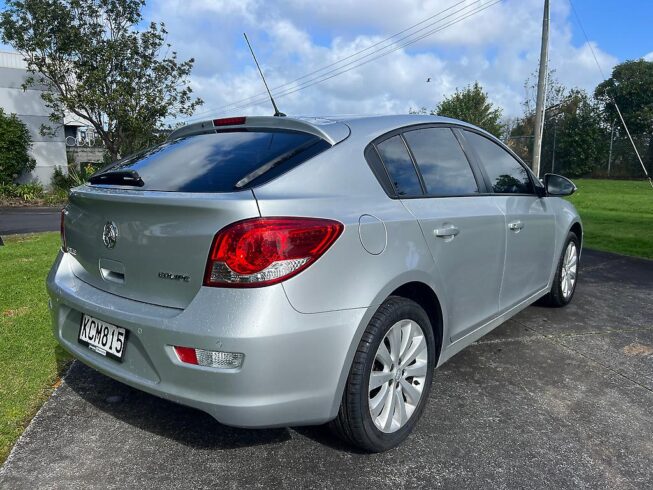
[51,163,101,192]
[51,166,72,191]
[0,108,36,184]
[14,183,44,201]
[0,182,44,201]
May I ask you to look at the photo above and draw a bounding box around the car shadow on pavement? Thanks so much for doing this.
[63,360,359,452]
[64,361,294,450]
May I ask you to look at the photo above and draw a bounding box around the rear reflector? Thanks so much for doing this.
[213,116,246,126]
[204,217,343,288]
[173,346,244,369]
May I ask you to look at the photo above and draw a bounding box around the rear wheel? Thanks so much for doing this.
[542,231,580,307]
[331,296,435,452]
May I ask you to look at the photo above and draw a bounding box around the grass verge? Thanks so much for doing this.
[0,232,71,463]
[567,179,653,259]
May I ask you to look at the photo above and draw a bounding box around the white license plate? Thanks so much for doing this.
[78,314,128,361]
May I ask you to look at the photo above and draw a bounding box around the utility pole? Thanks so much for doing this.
[532,0,550,178]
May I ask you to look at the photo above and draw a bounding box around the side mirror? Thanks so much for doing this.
[544,173,577,197]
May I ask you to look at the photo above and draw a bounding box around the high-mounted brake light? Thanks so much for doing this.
[60,208,67,252]
[213,116,246,127]
[203,217,344,288]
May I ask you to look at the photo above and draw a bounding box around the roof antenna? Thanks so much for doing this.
[243,33,285,117]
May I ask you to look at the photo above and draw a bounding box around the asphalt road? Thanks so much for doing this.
[0,207,61,235]
[1,250,652,489]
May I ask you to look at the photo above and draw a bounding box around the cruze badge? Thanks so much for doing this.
[158,272,191,283]
[102,222,118,249]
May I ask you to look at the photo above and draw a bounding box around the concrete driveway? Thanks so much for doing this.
[1,250,651,489]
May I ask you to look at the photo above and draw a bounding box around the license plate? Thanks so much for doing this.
[78,314,128,362]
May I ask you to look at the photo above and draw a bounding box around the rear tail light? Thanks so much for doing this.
[60,208,67,252]
[204,217,344,288]
[173,346,244,369]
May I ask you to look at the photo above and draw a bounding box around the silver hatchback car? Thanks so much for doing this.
[47,115,581,452]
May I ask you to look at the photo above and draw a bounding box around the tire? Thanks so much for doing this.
[330,296,436,452]
[541,231,580,307]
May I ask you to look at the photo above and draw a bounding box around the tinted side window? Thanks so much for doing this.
[92,129,329,192]
[403,128,478,196]
[464,131,534,194]
[375,135,423,196]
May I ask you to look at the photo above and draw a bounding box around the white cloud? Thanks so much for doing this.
[147,0,619,122]
[644,51,653,62]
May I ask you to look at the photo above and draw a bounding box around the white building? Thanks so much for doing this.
[0,51,67,184]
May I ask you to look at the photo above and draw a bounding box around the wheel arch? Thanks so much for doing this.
[570,221,583,250]
[389,282,444,363]
[328,278,446,421]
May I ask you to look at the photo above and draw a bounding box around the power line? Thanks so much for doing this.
[569,0,652,189]
[187,0,471,120]
[190,0,502,119]
[184,0,501,122]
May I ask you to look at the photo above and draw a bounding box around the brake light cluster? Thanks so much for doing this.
[203,217,343,287]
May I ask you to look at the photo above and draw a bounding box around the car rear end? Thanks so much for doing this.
[47,116,370,427]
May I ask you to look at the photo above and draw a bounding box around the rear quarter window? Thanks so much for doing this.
[92,129,330,192]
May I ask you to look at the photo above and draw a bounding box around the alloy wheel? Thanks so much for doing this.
[368,319,428,433]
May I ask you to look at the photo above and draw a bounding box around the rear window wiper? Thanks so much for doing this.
[234,138,321,189]
[89,169,145,187]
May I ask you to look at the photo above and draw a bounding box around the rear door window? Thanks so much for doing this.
[403,128,479,196]
[92,129,330,192]
[375,135,423,196]
[463,131,534,194]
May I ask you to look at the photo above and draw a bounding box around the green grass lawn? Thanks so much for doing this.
[568,179,653,259]
[0,232,71,463]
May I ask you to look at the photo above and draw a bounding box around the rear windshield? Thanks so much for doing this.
[91,129,330,192]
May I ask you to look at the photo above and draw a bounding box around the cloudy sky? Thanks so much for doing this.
[3,0,653,122]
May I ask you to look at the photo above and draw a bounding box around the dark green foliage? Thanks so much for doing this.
[552,91,608,178]
[595,60,653,177]
[0,108,36,184]
[0,0,203,161]
[0,182,44,201]
[595,60,653,136]
[435,82,504,138]
[51,163,100,192]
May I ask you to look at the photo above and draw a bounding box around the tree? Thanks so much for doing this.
[0,108,36,184]
[595,60,653,135]
[435,82,504,137]
[595,59,653,176]
[553,90,607,178]
[0,0,203,161]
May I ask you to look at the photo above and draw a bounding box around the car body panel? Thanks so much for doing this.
[401,196,507,342]
[493,195,556,310]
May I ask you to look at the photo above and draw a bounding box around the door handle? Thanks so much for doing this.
[508,220,524,232]
[434,225,460,239]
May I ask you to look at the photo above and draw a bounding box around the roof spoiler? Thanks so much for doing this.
[168,116,350,145]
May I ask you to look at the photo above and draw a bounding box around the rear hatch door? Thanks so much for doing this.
[64,125,333,309]
[65,188,259,309]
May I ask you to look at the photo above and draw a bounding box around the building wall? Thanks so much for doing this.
[0,51,67,185]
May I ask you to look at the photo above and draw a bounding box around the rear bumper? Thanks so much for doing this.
[46,251,366,428]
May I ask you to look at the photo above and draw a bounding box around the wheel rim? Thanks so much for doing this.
[561,242,578,299]
[368,319,428,433]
